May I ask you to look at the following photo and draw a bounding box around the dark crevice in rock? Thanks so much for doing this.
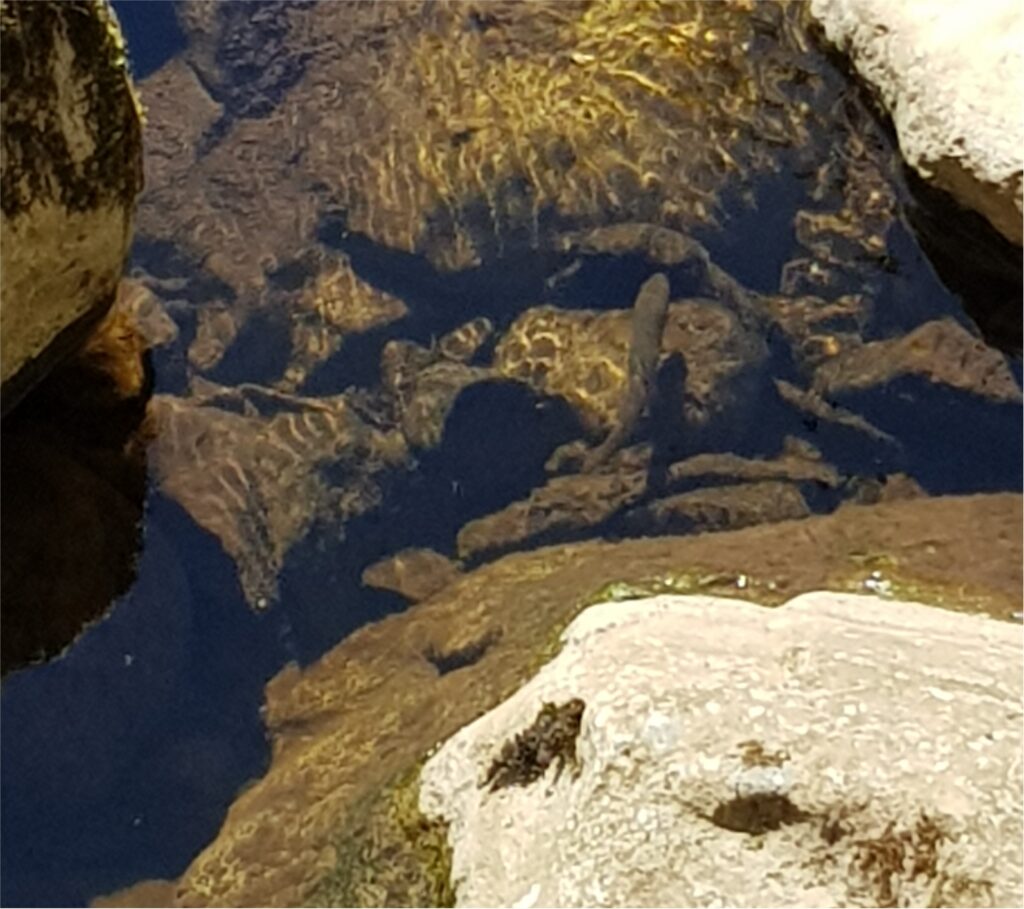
[710,793,811,835]
[903,168,1022,356]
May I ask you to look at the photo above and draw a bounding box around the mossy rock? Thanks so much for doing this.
[310,765,455,909]
[1,0,144,412]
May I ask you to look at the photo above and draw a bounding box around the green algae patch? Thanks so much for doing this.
[825,548,1020,623]
[310,763,455,909]
[829,569,1018,622]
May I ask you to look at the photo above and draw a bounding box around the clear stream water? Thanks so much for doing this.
[1,4,1021,907]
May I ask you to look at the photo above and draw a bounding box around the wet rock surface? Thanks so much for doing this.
[421,592,1022,908]
[0,0,144,412]
[99,494,1021,907]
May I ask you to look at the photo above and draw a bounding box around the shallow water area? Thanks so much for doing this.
[1,2,1021,906]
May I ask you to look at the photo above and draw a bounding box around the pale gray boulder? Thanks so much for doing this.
[808,0,1023,245]
[420,592,1023,908]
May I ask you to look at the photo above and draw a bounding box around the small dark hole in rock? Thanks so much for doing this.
[820,813,851,846]
[424,630,501,675]
[711,793,809,835]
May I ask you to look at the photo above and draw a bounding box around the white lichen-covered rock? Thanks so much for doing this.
[808,0,1023,245]
[0,1,143,413]
[420,593,1023,908]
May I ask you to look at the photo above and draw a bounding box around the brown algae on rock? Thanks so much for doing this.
[482,698,586,792]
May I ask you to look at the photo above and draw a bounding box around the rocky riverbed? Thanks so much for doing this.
[1,1,1019,906]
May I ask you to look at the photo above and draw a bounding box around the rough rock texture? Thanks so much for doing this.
[813,318,1024,405]
[0,0,144,413]
[97,493,1022,908]
[808,0,1023,245]
[456,439,843,563]
[148,388,407,609]
[361,547,462,604]
[494,293,765,436]
[421,593,1023,908]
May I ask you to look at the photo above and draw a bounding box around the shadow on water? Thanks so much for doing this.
[833,379,1023,495]
[696,169,802,294]
[205,306,294,388]
[278,379,585,666]
[111,1,186,81]
[902,167,1023,355]
[1,493,278,908]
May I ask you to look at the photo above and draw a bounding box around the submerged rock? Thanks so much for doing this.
[277,251,410,392]
[495,293,765,436]
[361,547,462,604]
[666,439,841,488]
[456,450,651,561]
[813,318,1023,405]
[421,592,1023,908]
[148,387,407,609]
[623,479,811,535]
[97,493,1020,907]
[381,317,496,450]
[141,1,833,283]
[114,0,1020,615]
[457,439,845,564]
